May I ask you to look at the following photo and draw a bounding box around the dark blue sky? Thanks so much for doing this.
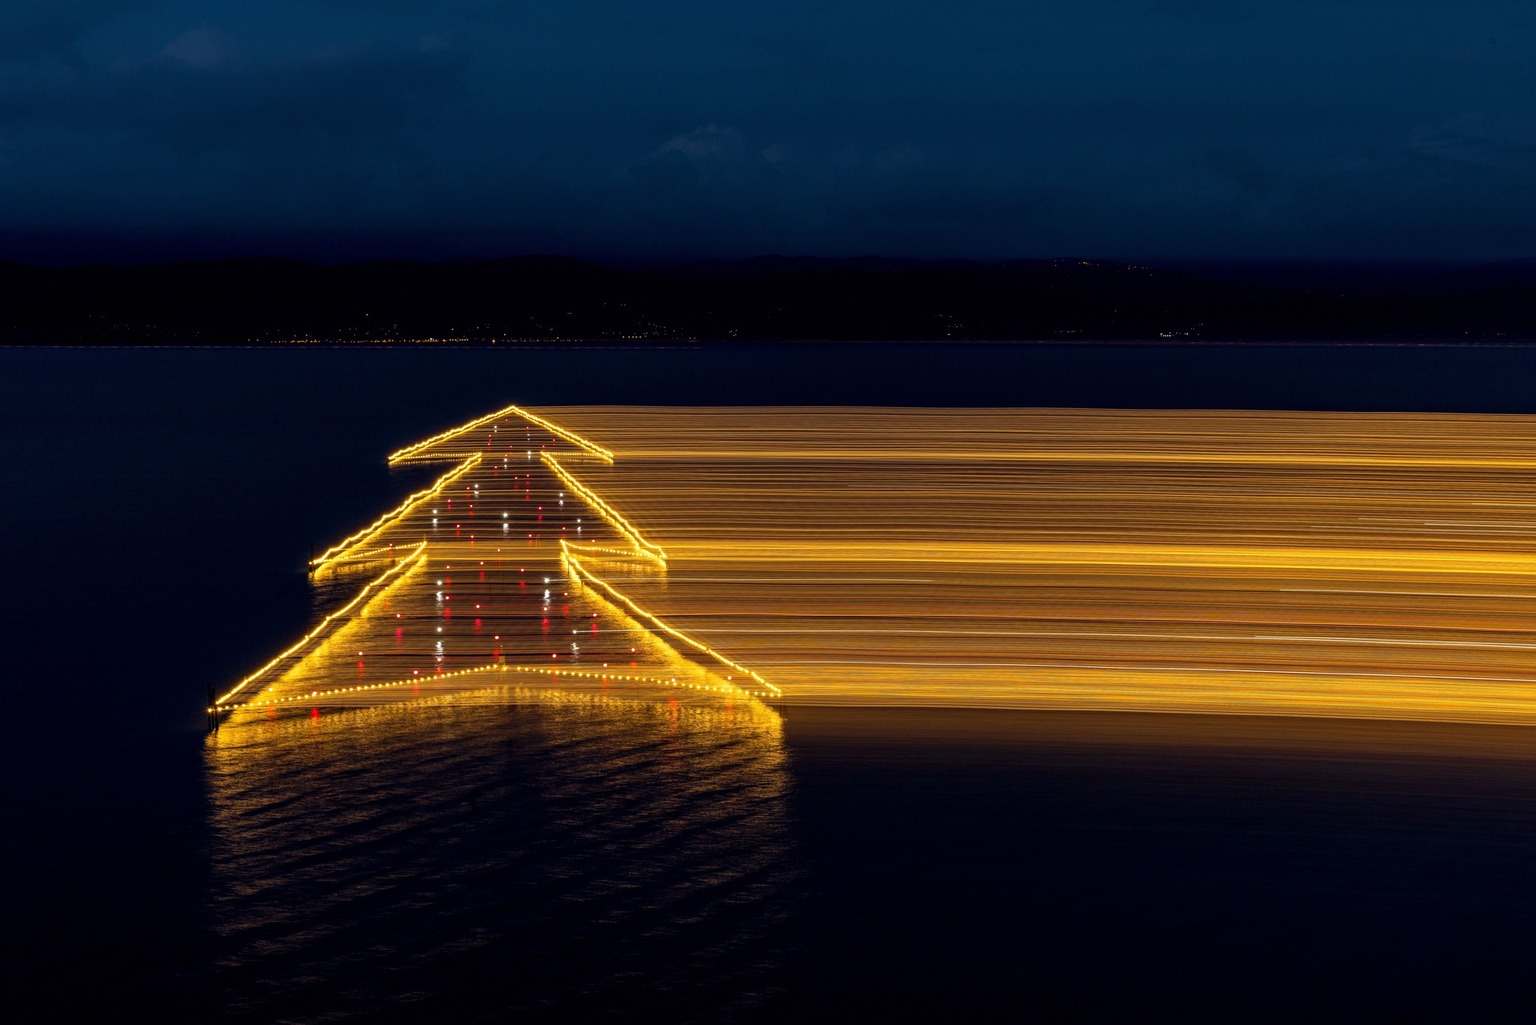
[3,1,1533,264]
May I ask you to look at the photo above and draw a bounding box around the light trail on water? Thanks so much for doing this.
[220,404,1536,727]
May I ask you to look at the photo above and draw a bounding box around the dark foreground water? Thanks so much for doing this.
[10,343,1536,1022]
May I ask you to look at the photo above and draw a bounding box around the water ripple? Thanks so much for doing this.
[206,689,802,1023]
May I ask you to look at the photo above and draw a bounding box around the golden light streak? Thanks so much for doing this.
[542,452,667,565]
[600,450,1536,469]
[509,405,1536,724]
[561,540,779,697]
[560,542,666,560]
[217,542,428,707]
[387,404,520,463]
[510,406,616,463]
[652,540,1536,576]
[519,406,1536,465]
[311,454,480,568]
[387,403,615,465]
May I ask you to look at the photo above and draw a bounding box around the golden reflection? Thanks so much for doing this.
[205,686,794,1018]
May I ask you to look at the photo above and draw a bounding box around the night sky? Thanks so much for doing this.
[3,1,1534,264]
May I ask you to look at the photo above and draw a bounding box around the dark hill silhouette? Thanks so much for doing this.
[3,256,1535,344]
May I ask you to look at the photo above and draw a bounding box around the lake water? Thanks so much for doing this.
[10,343,1536,1022]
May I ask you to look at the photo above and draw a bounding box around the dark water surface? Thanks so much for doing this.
[9,343,1536,1022]
[208,693,799,1023]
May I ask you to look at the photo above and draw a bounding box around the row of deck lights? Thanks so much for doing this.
[212,659,769,713]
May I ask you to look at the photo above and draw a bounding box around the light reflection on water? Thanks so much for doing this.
[205,686,801,1023]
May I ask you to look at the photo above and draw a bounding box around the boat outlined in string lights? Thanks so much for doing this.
[214,406,774,725]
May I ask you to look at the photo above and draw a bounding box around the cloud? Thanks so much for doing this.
[1408,112,1536,167]
[630,124,757,201]
[0,0,162,61]
[0,38,471,152]
[1200,148,1274,197]
[159,27,235,72]
[3,1,1536,262]
[656,123,745,161]
[0,34,476,234]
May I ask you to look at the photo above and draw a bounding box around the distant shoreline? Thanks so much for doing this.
[4,255,1536,345]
